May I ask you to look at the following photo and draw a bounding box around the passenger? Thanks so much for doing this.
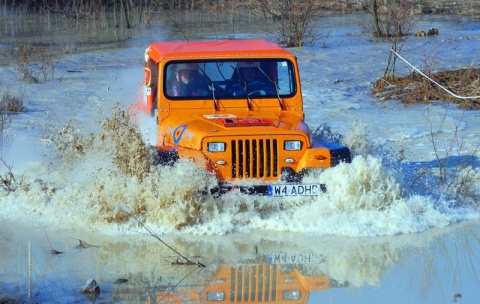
[168,62,210,97]
[227,61,275,97]
[238,61,260,83]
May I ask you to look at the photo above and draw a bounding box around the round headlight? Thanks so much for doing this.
[284,140,301,151]
[206,291,225,301]
[283,290,301,300]
[208,142,226,152]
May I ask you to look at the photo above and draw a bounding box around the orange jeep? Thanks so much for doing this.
[131,39,350,195]
[154,262,329,303]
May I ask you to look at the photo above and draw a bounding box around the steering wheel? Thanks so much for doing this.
[248,89,275,97]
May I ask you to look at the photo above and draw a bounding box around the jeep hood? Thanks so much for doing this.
[161,113,309,150]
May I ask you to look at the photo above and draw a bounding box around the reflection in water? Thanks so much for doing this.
[5,221,479,303]
[155,262,330,303]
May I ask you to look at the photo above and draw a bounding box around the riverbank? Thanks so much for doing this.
[321,0,480,15]
[1,11,479,304]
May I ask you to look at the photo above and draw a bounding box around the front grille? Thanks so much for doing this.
[230,265,277,302]
[231,139,278,179]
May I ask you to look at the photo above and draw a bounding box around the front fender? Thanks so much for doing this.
[296,142,351,171]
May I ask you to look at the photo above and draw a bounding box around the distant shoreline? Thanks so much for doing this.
[3,1,480,16]
[320,0,480,16]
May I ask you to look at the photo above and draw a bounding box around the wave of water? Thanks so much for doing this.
[1,110,477,237]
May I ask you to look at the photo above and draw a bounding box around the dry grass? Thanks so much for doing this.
[0,157,25,192]
[0,92,24,152]
[372,67,480,109]
[0,92,25,113]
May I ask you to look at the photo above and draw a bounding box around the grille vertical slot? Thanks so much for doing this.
[231,139,278,179]
[230,265,277,302]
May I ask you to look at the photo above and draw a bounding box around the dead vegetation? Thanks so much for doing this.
[0,92,25,113]
[361,0,420,38]
[0,92,24,152]
[44,227,63,255]
[3,0,480,15]
[372,67,480,109]
[71,238,98,248]
[130,212,205,267]
[253,0,322,47]
[11,41,62,83]
[0,157,25,192]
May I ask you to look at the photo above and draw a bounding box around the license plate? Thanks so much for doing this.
[267,253,326,264]
[267,184,323,196]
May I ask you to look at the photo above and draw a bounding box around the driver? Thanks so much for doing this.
[168,62,210,97]
[227,61,275,96]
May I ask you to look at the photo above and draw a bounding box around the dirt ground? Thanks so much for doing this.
[360,1,480,109]
[372,68,480,110]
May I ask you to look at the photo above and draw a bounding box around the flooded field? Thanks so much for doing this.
[3,219,480,303]
[1,7,479,304]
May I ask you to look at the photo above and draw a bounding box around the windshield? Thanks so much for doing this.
[164,59,296,99]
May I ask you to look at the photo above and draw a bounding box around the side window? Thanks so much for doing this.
[165,64,177,92]
[165,62,211,98]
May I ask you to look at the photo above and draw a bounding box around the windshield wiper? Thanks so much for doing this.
[258,67,285,110]
[230,65,254,111]
[198,64,219,111]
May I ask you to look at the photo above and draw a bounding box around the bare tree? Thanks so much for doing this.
[361,0,421,78]
[363,0,420,38]
[257,0,322,47]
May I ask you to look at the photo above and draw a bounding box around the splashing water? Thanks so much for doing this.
[0,109,477,237]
